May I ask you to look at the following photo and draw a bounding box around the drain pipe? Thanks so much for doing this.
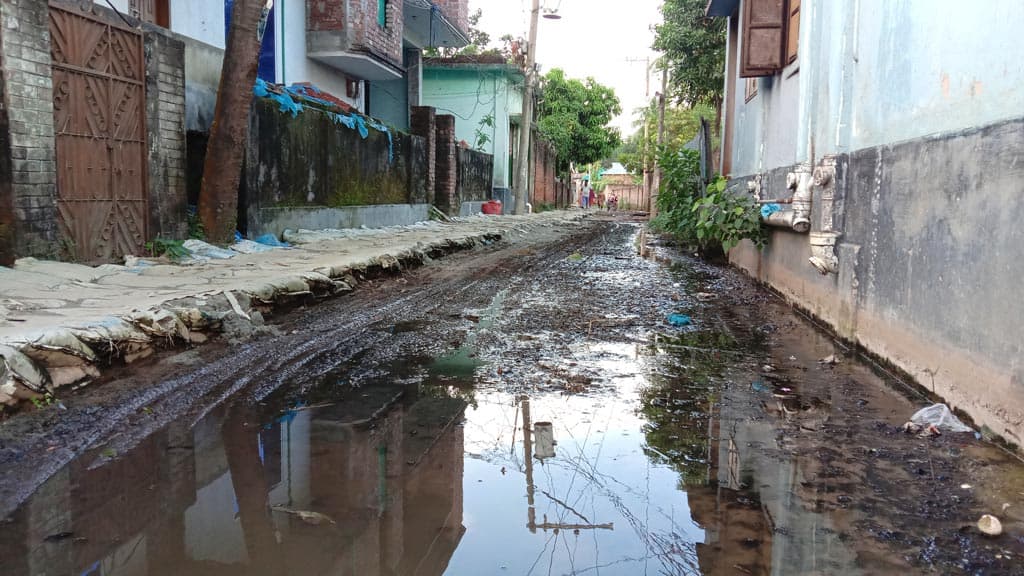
[808,155,840,274]
[762,163,812,233]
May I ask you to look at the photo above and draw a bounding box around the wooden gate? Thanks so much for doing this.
[49,3,147,263]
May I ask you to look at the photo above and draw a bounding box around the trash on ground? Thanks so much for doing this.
[231,239,277,254]
[901,421,941,437]
[667,313,692,327]
[751,380,771,393]
[977,514,1003,536]
[762,364,776,372]
[819,354,840,365]
[910,403,973,433]
[567,252,584,261]
[255,233,290,247]
[272,507,336,526]
[182,239,236,260]
[695,292,716,301]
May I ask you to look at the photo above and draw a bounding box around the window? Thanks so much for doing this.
[378,0,388,27]
[740,0,804,77]
[745,77,758,102]
[786,0,800,64]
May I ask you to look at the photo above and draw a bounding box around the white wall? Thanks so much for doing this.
[277,0,362,111]
[171,0,227,49]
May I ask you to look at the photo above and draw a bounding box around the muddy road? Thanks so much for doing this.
[1,218,1023,575]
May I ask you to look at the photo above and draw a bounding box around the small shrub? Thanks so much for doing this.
[144,238,189,261]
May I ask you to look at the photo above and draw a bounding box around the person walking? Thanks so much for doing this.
[580,180,591,209]
[588,186,597,210]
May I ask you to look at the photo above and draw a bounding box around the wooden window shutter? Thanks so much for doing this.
[786,0,800,63]
[740,0,787,77]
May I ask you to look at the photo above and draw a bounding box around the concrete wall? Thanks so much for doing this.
[719,0,1024,446]
[181,37,223,133]
[243,98,428,235]
[170,0,226,49]
[729,118,1024,447]
[422,65,523,190]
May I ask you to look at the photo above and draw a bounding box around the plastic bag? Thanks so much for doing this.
[183,239,236,260]
[910,403,973,433]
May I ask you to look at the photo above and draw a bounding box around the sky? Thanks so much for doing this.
[472,0,664,137]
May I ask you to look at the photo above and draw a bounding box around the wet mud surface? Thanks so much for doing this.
[1,218,1023,575]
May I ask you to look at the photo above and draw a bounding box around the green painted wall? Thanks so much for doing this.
[421,66,522,189]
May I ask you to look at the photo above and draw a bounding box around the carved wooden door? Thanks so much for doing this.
[49,4,147,263]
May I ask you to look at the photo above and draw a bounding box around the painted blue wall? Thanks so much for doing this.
[726,0,1024,176]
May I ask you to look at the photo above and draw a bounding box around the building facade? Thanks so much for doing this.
[709,0,1024,444]
[421,58,524,204]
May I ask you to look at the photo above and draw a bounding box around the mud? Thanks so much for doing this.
[1,217,1022,575]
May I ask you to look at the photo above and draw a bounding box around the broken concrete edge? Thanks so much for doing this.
[0,232,502,411]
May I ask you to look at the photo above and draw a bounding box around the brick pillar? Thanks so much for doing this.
[1,0,58,258]
[411,106,436,204]
[144,27,187,240]
[434,114,457,216]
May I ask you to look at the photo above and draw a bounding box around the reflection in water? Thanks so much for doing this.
[0,385,467,576]
[4,225,1022,575]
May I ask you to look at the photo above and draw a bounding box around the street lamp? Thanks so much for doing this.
[512,0,560,215]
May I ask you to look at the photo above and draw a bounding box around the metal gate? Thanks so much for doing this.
[49,3,147,263]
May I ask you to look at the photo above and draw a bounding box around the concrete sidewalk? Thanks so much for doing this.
[0,211,587,405]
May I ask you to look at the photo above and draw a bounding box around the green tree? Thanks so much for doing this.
[536,69,622,174]
[618,100,715,175]
[653,0,727,118]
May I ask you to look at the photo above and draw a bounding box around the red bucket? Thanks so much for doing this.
[481,200,502,215]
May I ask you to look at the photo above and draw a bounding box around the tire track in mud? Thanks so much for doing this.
[0,221,605,517]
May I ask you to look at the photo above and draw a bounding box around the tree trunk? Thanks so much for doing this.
[198,0,265,244]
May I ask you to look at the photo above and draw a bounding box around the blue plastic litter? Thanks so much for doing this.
[254,78,302,117]
[751,380,772,393]
[667,313,692,327]
[234,231,244,242]
[760,203,782,219]
[255,233,289,247]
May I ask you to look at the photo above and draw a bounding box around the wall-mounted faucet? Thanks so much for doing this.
[808,156,840,275]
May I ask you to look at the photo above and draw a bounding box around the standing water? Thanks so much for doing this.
[1,222,1022,575]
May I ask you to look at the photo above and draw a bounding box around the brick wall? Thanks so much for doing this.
[411,106,436,201]
[434,114,458,216]
[531,137,557,208]
[1,0,58,258]
[310,0,403,68]
[432,0,469,33]
[144,26,187,240]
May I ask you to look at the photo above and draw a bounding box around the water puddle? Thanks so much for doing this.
[1,224,1022,575]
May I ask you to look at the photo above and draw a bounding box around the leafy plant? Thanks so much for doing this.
[652,145,765,255]
[187,209,206,239]
[145,238,190,261]
[31,392,57,409]
[474,113,494,151]
[691,176,766,251]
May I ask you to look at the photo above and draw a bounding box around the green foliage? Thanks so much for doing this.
[536,69,622,174]
[187,210,206,240]
[30,392,57,409]
[618,101,716,175]
[145,238,190,261]
[654,0,727,110]
[474,113,494,151]
[692,176,766,252]
[653,146,765,254]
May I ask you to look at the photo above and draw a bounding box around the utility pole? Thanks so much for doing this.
[626,57,653,204]
[513,0,540,215]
